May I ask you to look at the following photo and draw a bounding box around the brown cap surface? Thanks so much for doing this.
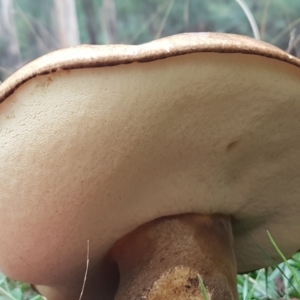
[0,33,300,286]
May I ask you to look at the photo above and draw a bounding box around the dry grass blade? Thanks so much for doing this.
[235,0,260,40]
[0,65,13,77]
[129,1,169,43]
[294,34,300,57]
[271,17,300,45]
[14,2,49,53]
[260,0,270,40]
[286,28,296,53]
[155,0,175,39]
[78,240,90,300]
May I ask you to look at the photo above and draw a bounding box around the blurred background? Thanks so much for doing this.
[1,0,300,81]
[0,1,300,299]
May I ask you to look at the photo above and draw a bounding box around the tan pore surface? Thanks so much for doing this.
[0,33,300,287]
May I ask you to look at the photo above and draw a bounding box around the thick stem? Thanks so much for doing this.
[110,214,238,300]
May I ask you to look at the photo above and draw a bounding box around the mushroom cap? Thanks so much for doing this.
[0,33,300,286]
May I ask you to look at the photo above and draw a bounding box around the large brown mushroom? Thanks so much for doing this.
[0,33,300,300]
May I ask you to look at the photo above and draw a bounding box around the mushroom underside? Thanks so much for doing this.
[0,39,300,299]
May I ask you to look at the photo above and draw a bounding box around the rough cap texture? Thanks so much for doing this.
[1,32,300,102]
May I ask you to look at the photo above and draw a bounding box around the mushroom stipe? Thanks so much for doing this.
[0,33,300,299]
[110,214,237,299]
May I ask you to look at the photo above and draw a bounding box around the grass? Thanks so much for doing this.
[1,253,300,299]
[235,231,300,299]
[237,253,300,299]
[1,232,300,299]
[198,274,210,300]
[0,274,44,300]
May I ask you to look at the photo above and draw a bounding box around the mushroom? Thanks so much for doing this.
[0,33,300,300]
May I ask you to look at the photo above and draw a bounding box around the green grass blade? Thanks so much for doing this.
[197,274,209,300]
[246,269,262,300]
[242,274,248,300]
[29,295,45,300]
[264,267,269,299]
[0,286,18,300]
[267,230,300,295]
[241,222,292,285]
